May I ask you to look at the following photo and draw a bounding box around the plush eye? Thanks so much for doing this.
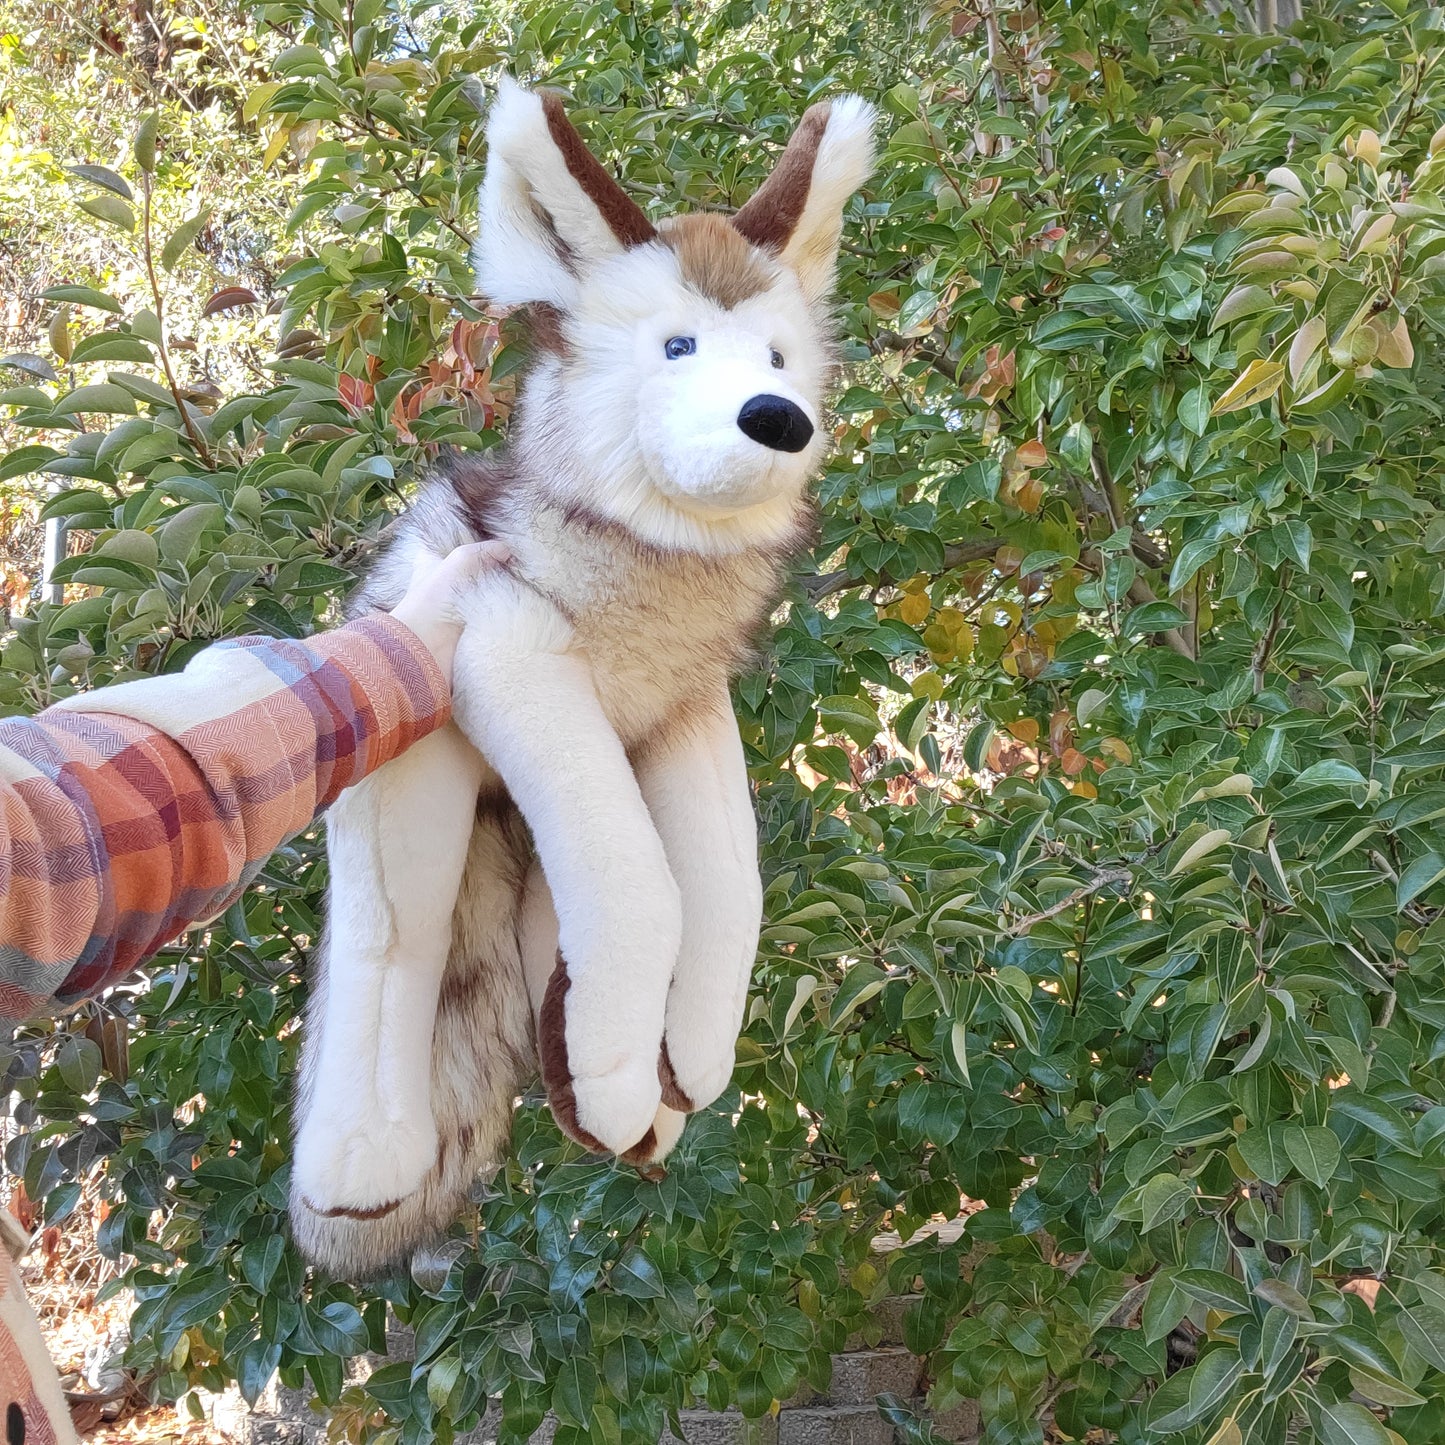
[770,349,785,369]
[664,336,696,360]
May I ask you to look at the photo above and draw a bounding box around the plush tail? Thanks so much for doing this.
[290,799,535,1280]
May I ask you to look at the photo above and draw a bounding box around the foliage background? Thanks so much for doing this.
[7,0,1445,1442]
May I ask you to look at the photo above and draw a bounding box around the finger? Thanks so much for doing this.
[444,539,512,581]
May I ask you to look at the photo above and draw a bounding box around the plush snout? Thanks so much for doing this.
[639,356,819,514]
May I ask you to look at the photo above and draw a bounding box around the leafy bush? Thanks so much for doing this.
[8,1,1445,1442]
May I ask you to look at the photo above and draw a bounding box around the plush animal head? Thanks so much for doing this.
[475,79,876,551]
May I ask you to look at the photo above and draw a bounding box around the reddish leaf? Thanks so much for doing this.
[202,286,260,317]
[337,373,375,415]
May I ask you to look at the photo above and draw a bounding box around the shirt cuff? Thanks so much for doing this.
[309,612,453,768]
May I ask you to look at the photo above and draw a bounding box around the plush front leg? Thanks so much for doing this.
[518,859,686,1165]
[292,721,482,1217]
[451,573,682,1156]
[637,693,763,1121]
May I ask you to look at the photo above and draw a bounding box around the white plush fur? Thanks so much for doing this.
[637,694,763,1110]
[449,571,683,1149]
[293,723,482,1214]
[474,77,626,309]
[291,84,875,1274]
[537,251,830,554]
[782,95,877,303]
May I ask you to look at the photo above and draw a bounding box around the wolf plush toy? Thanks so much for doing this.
[289,79,876,1277]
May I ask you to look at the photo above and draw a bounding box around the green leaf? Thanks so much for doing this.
[40,285,123,314]
[1397,852,1445,910]
[612,1249,666,1300]
[1140,1173,1194,1230]
[67,163,133,199]
[134,112,159,172]
[1170,537,1219,593]
[1398,1303,1445,1371]
[162,209,213,271]
[829,962,889,1026]
[1167,827,1233,877]
[55,1035,102,1093]
[552,1358,598,1427]
[896,290,940,336]
[0,444,62,480]
[69,334,155,366]
[1178,385,1211,437]
[1175,1269,1252,1315]
[240,1235,284,1294]
[237,1340,282,1407]
[0,352,57,381]
[1210,284,1276,331]
[1312,1399,1395,1445]
[1059,420,1093,473]
[51,383,138,417]
[1282,1125,1341,1188]
[78,192,136,232]
[1237,1123,1292,1185]
[1211,359,1285,415]
[307,1301,370,1356]
[818,694,881,747]
[1294,760,1368,788]
[1123,600,1191,633]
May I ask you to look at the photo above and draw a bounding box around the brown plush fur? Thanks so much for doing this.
[539,92,656,248]
[659,213,775,310]
[732,101,831,253]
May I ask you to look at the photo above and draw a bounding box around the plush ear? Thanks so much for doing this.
[474,77,656,309]
[732,95,877,304]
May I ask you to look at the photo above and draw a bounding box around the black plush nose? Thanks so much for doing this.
[737,394,813,453]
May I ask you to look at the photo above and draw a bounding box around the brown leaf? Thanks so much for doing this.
[201,286,260,317]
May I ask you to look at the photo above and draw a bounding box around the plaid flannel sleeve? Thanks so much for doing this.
[0,613,450,1021]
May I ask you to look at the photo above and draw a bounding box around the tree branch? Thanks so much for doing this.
[1250,596,1284,692]
[803,537,1005,603]
[142,171,214,468]
[1005,868,1131,935]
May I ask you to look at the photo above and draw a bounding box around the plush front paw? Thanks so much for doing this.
[618,1102,687,1171]
[657,1029,737,1117]
[293,1106,437,1218]
[538,953,663,1156]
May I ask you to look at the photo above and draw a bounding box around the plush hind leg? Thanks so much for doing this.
[291,803,535,1277]
[292,721,482,1221]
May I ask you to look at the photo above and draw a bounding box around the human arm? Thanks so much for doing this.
[0,541,504,1021]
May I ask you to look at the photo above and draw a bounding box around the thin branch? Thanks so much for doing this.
[142,171,214,467]
[1078,546,1194,659]
[1005,867,1131,936]
[1090,443,1170,571]
[1250,595,1285,692]
[804,537,1005,603]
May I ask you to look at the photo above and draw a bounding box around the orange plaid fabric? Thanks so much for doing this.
[0,614,449,1020]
